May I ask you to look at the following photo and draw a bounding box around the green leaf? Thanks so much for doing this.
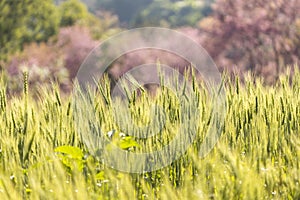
[95,171,105,180]
[54,146,83,159]
[119,136,140,150]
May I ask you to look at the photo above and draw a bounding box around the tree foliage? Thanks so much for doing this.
[0,0,59,62]
[58,0,120,39]
[84,0,213,28]
[59,0,89,27]
[0,0,120,65]
[92,0,153,25]
[133,0,213,27]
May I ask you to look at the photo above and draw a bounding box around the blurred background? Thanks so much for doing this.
[1,0,299,94]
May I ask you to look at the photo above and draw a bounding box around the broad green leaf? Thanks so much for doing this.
[119,136,140,149]
[54,146,83,159]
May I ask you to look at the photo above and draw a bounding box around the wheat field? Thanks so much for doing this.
[0,69,299,200]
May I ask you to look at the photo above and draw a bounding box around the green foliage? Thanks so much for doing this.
[75,10,120,40]
[93,0,153,24]
[0,0,59,62]
[0,0,25,61]
[133,0,213,27]
[0,69,299,199]
[85,0,213,27]
[38,0,120,40]
[59,0,89,27]
[55,146,84,173]
[55,146,84,159]
[23,0,60,43]
[118,136,141,150]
